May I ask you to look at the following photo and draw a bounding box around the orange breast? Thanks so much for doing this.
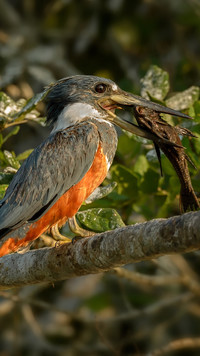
[0,144,108,257]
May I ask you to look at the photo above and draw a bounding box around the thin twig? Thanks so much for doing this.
[148,337,200,356]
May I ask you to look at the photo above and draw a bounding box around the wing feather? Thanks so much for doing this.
[0,121,99,231]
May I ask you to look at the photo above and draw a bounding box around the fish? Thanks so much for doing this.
[133,106,199,213]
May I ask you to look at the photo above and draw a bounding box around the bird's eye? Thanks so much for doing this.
[95,83,107,94]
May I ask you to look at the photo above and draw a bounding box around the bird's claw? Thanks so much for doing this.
[71,235,84,244]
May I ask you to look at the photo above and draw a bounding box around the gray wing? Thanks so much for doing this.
[0,121,99,231]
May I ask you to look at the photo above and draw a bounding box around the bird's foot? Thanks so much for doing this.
[68,216,95,238]
[51,217,95,246]
[17,242,33,254]
[50,224,72,243]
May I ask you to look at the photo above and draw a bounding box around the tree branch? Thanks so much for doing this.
[0,210,200,290]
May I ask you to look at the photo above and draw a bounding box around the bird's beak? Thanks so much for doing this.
[97,90,192,146]
[110,91,192,119]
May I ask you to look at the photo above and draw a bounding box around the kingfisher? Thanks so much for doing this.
[0,75,191,257]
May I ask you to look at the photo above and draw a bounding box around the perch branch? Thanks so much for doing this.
[0,210,200,290]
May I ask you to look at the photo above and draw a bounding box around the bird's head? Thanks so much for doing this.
[46,75,191,138]
[46,75,125,132]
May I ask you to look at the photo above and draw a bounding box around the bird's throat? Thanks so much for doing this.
[51,102,103,133]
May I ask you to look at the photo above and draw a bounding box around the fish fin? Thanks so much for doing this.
[175,126,197,138]
[184,153,197,170]
[154,142,163,176]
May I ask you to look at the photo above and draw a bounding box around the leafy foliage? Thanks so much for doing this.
[0,90,48,131]
[77,208,125,233]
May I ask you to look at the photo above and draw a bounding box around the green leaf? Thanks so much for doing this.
[168,176,180,195]
[85,182,117,204]
[191,178,200,194]
[145,92,166,105]
[189,132,200,155]
[0,184,8,199]
[0,93,23,130]
[140,169,160,194]
[14,89,50,120]
[0,173,14,184]
[133,155,149,177]
[0,92,18,118]
[156,194,177,218]
[0,91,46,130]
[17,149,33,161]
[110,164,139,199]
[166,86,199,111]
[117,133,140,157]
[156,176,180,217]
[141,65,170,100]
[3,126,20,144]
[191,100,200,122]
[0,150,7,167]
[77,208,125,232]
[180,135,199,169]
[0,134,3,148]
[161,155,177,176]
[3,150,20,169]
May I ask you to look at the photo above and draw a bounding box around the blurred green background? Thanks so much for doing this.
[1,0,200,93]
[0,1,200,355]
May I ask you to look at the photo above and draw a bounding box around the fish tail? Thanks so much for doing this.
[179,186,200,213]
